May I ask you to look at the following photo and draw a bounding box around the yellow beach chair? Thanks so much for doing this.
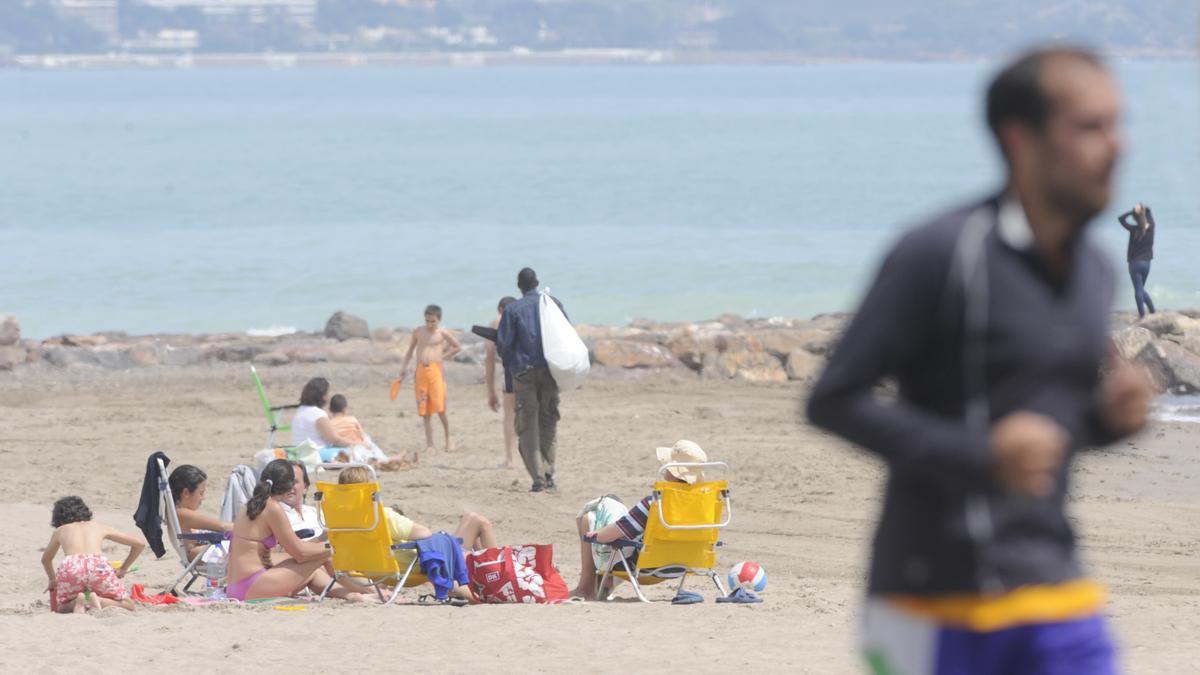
[589,461,732,603]
[313,463,429,605]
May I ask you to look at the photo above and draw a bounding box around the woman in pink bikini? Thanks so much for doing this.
[226,459,364,602]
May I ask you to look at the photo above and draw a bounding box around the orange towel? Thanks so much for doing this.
[414,363,446,416]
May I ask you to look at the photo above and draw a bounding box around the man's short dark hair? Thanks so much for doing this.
[329,393,348,414]
[425,304,442,319]
[517,268,539,293]
[51,496,93,527]
[986,46,1103,156]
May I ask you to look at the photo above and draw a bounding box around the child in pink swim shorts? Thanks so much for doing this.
[41,496,146,613]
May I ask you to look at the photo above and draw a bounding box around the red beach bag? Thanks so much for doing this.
[466,545,569,604]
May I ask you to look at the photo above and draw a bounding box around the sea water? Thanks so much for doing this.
[0,61,1196,338]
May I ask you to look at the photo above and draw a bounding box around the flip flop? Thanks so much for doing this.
[671,589,705,605]
[389,379,401,401]
[716,588,762,604]
[417,594,469,607]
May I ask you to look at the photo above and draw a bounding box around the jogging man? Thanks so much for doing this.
[807,47,1153,674]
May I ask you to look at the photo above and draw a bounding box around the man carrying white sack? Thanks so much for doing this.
[497,267,570,493]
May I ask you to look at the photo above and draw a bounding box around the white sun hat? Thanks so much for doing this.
[654,440,709,484]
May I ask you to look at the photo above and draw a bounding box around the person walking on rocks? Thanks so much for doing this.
[807,47,1153,674]
[1118,202,1157,317]
[497,268,567,492]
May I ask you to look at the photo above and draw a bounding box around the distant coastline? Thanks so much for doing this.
[3,48,1197,71]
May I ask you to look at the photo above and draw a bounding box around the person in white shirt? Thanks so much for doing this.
[281,462,323,541]
[291,377,359,462]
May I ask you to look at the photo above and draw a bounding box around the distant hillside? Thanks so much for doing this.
[3,0,1196,57]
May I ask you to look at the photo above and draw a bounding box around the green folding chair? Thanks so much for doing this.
[250,365,299,449]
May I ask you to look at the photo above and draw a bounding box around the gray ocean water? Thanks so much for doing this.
[1,62,1197,339]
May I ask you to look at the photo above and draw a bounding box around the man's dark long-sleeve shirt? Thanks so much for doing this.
[807,196,1118,596]
[1118,208,1155,262]
[496,290,566,377]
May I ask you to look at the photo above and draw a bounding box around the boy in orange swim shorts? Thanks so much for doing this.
[399,305,462,455]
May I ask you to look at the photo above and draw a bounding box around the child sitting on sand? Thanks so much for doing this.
[328,394,413,470]
[41,496,146,613]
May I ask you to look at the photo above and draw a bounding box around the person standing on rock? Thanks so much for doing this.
[807,47,1153,674]
[1118,202,1157,318]
[497,268,566,492]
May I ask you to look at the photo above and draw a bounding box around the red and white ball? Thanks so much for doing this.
[728,560,766,593]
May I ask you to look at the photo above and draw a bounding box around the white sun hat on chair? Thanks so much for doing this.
[654,440,708,484]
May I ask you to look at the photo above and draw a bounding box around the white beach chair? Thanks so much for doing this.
[157,458,228,595]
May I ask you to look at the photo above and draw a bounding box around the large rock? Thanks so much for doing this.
[161,345,208,367]
[1111,326,1154,361]
[253,350,292,367]
[324,311,370,341]
[62,334,107,347]
[127,344,162,367]
[748,328,839,359]
[575,325,665,343]
[453,342,487,365]
[807,313,852,333]
[43,346,99,368]
[0,315,19,346]
[665,324,758,371]
[702,349,788,382]
[785,349,824,381]
[213,341,269,363]
[1136,312,1200,339]
[43,346,141,369]
[371,327,398,343]
[0,346,24,370]
[1137,339,1200,393]
[327,341,401,365]
[287,346,334,364]
[591,339,681,369]
[1165,332,1200,357]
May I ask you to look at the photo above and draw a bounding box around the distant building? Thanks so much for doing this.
[123,29,201,51]
[138,0,318,27]
[54,0,119,41]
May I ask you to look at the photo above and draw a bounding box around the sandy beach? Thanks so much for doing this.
[0,362,1196,673]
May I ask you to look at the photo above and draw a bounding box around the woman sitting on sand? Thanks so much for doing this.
[225,459,367,602]
[291,377,361,462]
[169,464,233,560]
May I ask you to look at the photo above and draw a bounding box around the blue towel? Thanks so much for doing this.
[416,532,468,600]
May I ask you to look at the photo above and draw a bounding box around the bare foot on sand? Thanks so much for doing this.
[568,586,597,601]
[71,597,86,614]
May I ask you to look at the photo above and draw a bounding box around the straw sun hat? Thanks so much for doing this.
[655,440,708,484]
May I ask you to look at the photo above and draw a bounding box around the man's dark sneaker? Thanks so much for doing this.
[530,480,546,493]
[544,476,557,492]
